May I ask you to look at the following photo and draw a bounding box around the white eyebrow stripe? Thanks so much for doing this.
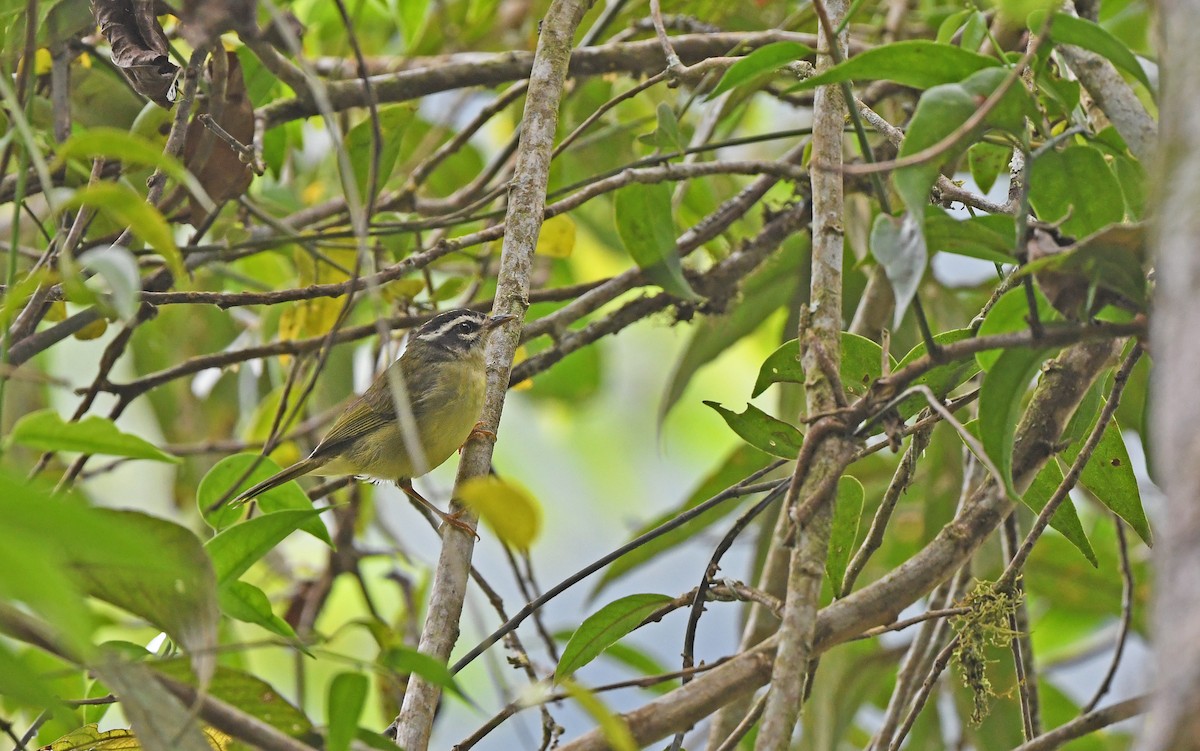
[417,314,484,342]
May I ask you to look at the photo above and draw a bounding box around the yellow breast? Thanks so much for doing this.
[323,357,487,480]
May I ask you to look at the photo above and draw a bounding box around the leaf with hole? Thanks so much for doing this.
[1065,416,1152,546]
[1022,459,1097,565]
[704,401,804,458]
[556,594,672,680]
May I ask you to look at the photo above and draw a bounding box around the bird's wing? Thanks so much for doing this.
[310,391,393,459]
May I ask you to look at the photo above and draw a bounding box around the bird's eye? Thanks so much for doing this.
[457,322,472,332]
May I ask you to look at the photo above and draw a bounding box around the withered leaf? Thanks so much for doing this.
[184,50,255,225]
[180,0,257,49]
[90,0,179,108]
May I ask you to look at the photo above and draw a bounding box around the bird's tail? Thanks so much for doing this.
[232,457,324,506]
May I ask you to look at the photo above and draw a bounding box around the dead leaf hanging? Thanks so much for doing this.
[89,0,179,108]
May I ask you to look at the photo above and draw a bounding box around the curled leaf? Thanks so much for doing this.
[90,0,179,108]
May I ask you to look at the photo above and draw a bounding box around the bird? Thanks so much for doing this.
[231,308,514,530]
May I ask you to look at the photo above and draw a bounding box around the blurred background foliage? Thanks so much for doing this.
[0,0,1157,748]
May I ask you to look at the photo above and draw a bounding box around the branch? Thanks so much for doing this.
[389,0,591,746]
[558,337,1122,750]
[259,31,846,127]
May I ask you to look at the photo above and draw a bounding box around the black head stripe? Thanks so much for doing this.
[414,309,488,350]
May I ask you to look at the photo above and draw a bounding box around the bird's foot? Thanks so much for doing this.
[460,422,497,452]
[437,507,479,539]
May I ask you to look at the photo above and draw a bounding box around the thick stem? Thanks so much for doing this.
[389,1,590,748]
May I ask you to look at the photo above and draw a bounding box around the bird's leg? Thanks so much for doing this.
[397,478,477,538]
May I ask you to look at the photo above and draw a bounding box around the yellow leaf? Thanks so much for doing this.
[73,317,109,340]
[535,214,576,258]
[33,49,52,76]
[457,475,542,550]
[559,680,637,751]
[41,723,231,751]
[510,345,532,390]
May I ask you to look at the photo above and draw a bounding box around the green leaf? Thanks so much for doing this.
[457,475,543,549]
[708,41,814,98]
[72,510,219,682]
[8,409,179,463]
[870,212,927,328]
[93,662,214,751]
[198,454,333,546]
[659,235,806,420]
[826,477,865,595]
[60,183,185,281]
[925,207,1016,265]
[653,102,685,152]
[77,245,141,322]
[968,142,1012,195]
[1114,156,1147,219]
[346,105,414,200]
[55,127,214,215]
[792,40,999,91]
[153,660,313,737]
[380,645,464,698]
[753,332,893,398]
[614,182,699,300]
[205,509,327,586]
[217,580,300,641]
[936,10,973,44]
[979,347,1056,497]
[327,673,369,751]
[1039,11,1154,92]
[893,328,981,421]
[1022,459,1098,565]
[961,10,989,51]
[592,445,774,595]
[704,401,804,458]
[0,644,75,727]
[1066,417,1152,546]
[1028,145,1125,238]
[896,68,1032,219]
[555,594,672,680]
[975,286,1060,371]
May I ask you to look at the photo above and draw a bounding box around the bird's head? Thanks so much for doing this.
[407,308,514,360]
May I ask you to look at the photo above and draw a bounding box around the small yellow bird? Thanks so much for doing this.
[232,308,513,528]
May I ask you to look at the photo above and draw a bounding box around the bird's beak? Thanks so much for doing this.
[485,313,516,329]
